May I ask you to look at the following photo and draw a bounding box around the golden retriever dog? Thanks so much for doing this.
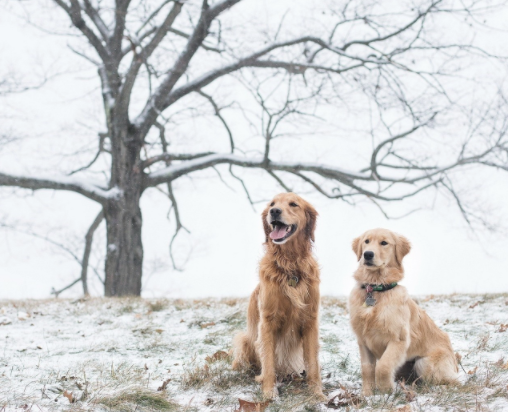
[232,193,325,400]
[349,228,458,396]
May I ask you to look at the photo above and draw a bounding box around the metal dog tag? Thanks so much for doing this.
[288,276,299,287]
[365,296,376,306]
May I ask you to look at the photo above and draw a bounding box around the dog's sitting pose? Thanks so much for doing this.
[232,193,325,400]
[349,228,458,396]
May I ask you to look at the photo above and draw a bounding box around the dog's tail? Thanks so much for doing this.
[232,331,257,370]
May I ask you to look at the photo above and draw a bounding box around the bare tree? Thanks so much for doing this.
[1,0,507,296]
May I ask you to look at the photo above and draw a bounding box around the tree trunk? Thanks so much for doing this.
[104,193,143,296]
[103,126,145,296]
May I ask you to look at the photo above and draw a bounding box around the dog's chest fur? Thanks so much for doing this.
[261,281,314,333]
[349,288,410,358]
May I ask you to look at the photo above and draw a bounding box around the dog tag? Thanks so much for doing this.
[288,276,299,287]
[365,296,376,306]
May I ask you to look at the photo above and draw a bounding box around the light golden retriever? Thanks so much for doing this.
[232,193,325,400]
[349,228,458,395]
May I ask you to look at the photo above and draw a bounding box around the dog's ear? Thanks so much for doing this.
[395,234,411,266]
[261,208,271,243]
[305,206,318,242]
[352,236,362,261]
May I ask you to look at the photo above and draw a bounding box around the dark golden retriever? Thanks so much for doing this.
[232,193,325,400]
[349,228,458,396]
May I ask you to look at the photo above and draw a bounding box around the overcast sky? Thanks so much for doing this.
[1,0,508,300]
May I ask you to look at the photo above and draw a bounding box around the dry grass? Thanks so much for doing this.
[94,388,179,412]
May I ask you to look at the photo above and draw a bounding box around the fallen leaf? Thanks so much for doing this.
[397,405,412,412]
[469,301,484,309]
[327,386,360,409]
[467,366,478,375]
[157,378,171,391]
[200,322,216,328]
[205,350,229,363]
[498,324,508,333]
[501,361,508,370]
[63,390,75,403]
[400,381,416,402]
[144,364,148,370]
[180,319,185,323]
[235,398,270,412]
[155,329,164,334]
[204,398,214,406]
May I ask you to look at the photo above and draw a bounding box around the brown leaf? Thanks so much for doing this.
[397,405,412,412]
[467,366,478,375]
[155,329,164,334]
[205,350,229,363]
[200,322,216,328]
[498,324,508,333]
[400,381,416,402]
[501,361,508,370]
[235,398,270,412]
[157,378,171,391]
[469,301,484,309]
[327,386,360,409]
[63,390,75,403]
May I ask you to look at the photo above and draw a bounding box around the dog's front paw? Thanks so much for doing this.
[376,380,395,393]
[262,385,279,400]
[361,386,374,397]
[312,390,327,402]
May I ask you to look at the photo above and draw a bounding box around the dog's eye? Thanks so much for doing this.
[289,202,298,207]
[381,241,388,246]
[270,202,275,206]
[365,239,369,244]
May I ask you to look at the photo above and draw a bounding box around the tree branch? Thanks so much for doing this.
[135,0,242,137]
[0,171,118,204]
[81,210,104,296]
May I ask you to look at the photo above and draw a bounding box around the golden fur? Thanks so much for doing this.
[349,228,458,395]
[232,193,325,400]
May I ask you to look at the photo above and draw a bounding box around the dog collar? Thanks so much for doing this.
[361,282,397,307]
[361,282,398,292]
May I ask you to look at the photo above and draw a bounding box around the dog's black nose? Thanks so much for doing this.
[270,208,282,217]
[364,251,374,260]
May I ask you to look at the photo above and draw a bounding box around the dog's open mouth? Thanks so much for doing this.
[269,221,296,243]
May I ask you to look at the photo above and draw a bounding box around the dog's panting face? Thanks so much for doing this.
[352,228,411,270]
[262,193,317,245]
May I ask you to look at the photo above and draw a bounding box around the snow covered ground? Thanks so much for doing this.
[1,294,507,411]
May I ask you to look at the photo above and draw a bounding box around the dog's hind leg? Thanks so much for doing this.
[414,349,459,384]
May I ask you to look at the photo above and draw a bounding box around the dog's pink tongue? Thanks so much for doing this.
[270,226,287,240]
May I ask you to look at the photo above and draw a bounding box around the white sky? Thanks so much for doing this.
[1,0,508,299]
